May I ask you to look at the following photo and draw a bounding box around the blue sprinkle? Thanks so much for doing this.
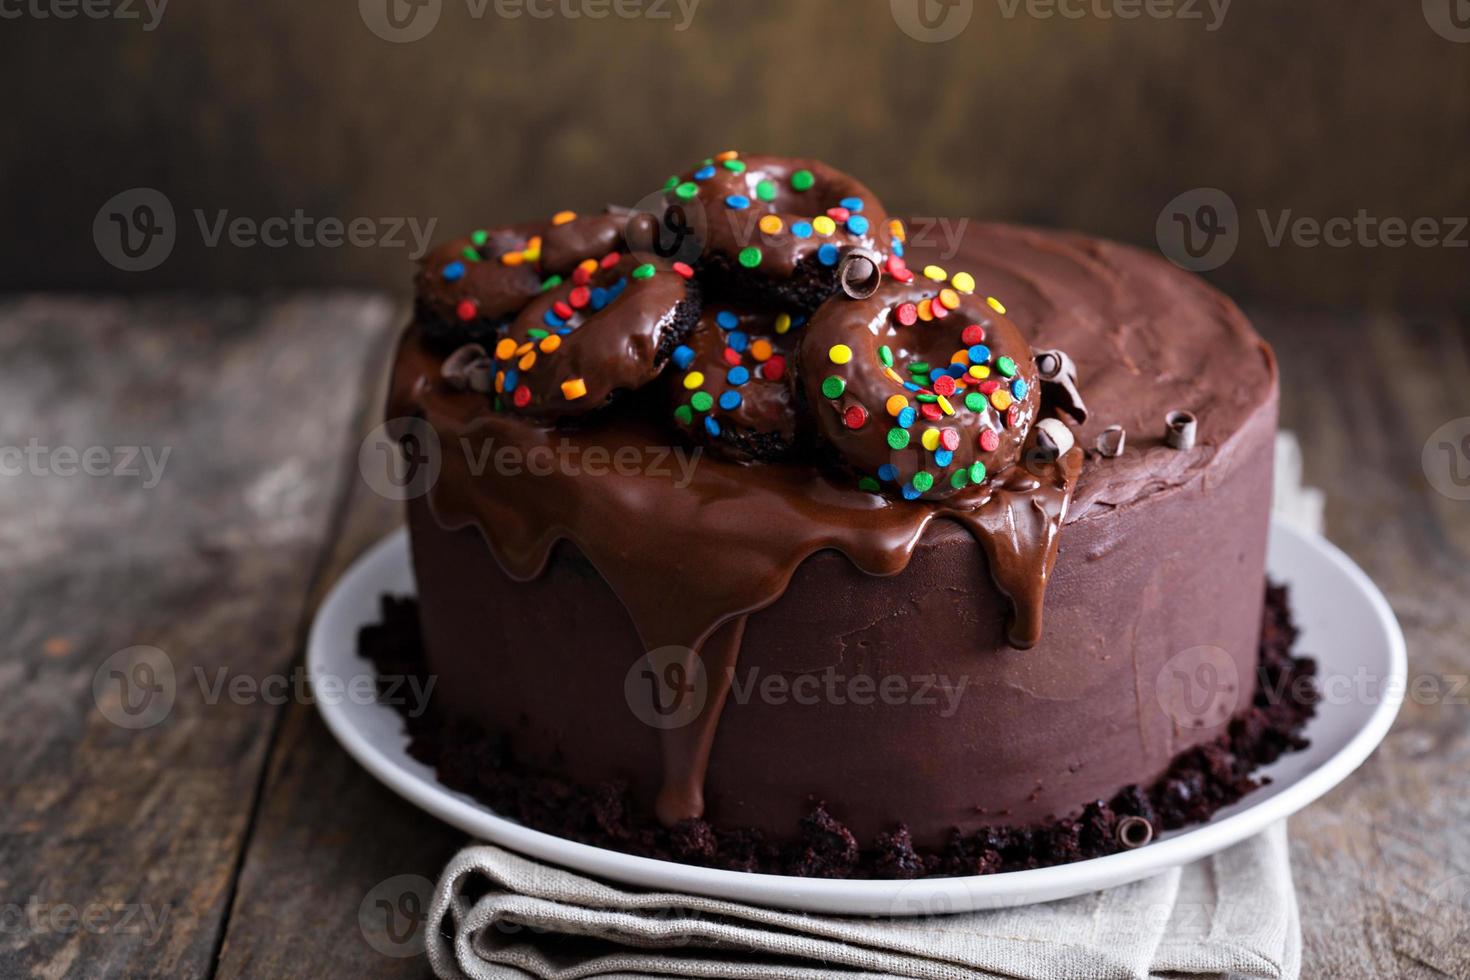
[903,381,922,392]
[817,243,840,267]
[704,416,721,437]
[725,194,750,210]
[609,277,628,296]
[719,390,742,411]
[543,310,566,328]
[590,287,610,310]
[728,366,750,385]
[558,327,573,335]
[1011,378,1029,399]
[968,344,991,363]
[893,240,904,258]
[727,330,749,353]
[503,369,519,392]
[846,215,870,235]
[878,463,899,482]
[935,450,954,467]
[901,482,922,500]
[898,407,917,428]
[716,310,739,329]
[840,197,864,213]
[442,261,465,282]
[948,364,967,379]
[694,164,716,180]
[791,221,813,239]
[673,345,696,370]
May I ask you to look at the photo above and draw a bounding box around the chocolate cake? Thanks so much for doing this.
[379,152,1313,877]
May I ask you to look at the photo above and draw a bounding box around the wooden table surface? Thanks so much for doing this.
[2,296,1467,979]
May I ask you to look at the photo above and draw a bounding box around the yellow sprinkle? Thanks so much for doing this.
[923,264,947,281]
[952,272,976,294]
[828,344,852,364]
[578,258,599,275]
[938,396,955,415]
[560,377,587,400]
[750,338,774,362]
[758,215,784,235]
[886,395,910,416]
[715,149,740,161]
[889,219,906,242]
[551,210,577,226]
[494,370,505,393]
[523,246,541,262]
[883,367,905,386]
[813,215,837,236]
[939,288,960,310]
[539,334,561,353]
[917,299,934,322]
[494,338,517,360]
[518,351,537,371]
[970,364,991,380]
[990,390,1013,411]
[987,296,1007,314]
[774,313,792,335]
[921,428,941,451]
[683,371,705,390]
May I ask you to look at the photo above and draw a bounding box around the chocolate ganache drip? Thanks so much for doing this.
[393,151,1086,825]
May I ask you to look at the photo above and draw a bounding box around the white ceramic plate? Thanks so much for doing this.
[309,518,1405,914]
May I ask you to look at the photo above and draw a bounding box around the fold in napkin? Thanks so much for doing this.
[425,434,1318,980]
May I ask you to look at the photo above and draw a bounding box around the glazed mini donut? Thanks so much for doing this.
[661,152,899,313]
[491,252,701,419]
[798,264,1042,500]
[667,307,805,461]
[415,224,547,350]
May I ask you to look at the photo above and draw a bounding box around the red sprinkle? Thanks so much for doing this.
[571,266,593,286]
[763,355,786,382]
[979,380,1001,395]
[979,428,1000,452]
[1007,405,1022,428]
[553,301,575,319]
[933,375,956,397]
[672,261,694,279]
[940,428,961,451]
[843,404,868,429]
[920,402,942,420]
[722,347,742,366]
[894,303,918,326]
[827,207,851,222]
[568,286,591,309]
[961,323,986,345]
[513,386,532,408]
[886,255,907,275]
[455,299,478,322]
[600,251,620,269]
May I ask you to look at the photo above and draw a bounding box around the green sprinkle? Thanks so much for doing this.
[664,175,680,191]
[916,393,938,403]
[493,396,503,412]
[691,391,714,412]
[821,375,846,399]
[756,180,777,202]
[462,246,481,262]
[950,469,970,489]
[471,229,489,247]
[878,345,894,367]
[968,461,987,483]
[887,428,910,450]
[738,246,763,268]
[632,263,656,280]
[912,471,934,492]
[964,392,986,412]
[527,328,549,339]
[674,405,693,425]
[858,476,880,493]
[997,356,1017,378]
[540,275,563,292]
[908,361,930,374]
[723,159,746,173]
[675,181,699,201]
[791,169,815,191]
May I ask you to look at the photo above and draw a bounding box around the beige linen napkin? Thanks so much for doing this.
[425,435,1318,980]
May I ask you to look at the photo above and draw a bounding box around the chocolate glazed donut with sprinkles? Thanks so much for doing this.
[798,265,1041,500]
[414,224,548,351]
[668,307,804,461]
[493,253,701,419]
[663,152,898,314]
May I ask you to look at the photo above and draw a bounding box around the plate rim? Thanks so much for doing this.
[308,518,1406,914]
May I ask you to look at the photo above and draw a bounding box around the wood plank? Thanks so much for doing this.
[1255,310,1470,979]
[0,295,395,978]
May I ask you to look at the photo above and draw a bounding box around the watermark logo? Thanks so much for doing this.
[624,187,707,268]
[993,0,1231,31]
[891,0,974,42]
[361,0,698,42]
[1155,187,1238,272]
[360,0,441,41]
[93,646,176,730]
[360,417,443,502]
[1155,644,1240,729]
[1423,417,1470,501]
[359,874,435,958]
[94,188,176,273]
[0,897,172,945]
[624,646,708,730]
[1423,0,1470,42]
[0,0,169,31]
[0,439,171,488]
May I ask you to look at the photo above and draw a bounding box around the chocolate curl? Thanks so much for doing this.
[1116,815,1154,849]
[1032,418,1076,463]
[441,343,492,394]
[1165,410,1197,450]
[837,247,883,300]
[1033,348,1088,423]
[1096,425,1126,458]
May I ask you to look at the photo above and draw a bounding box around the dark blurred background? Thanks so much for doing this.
[3,0,1467,308]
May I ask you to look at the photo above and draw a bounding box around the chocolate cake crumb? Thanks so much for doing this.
[357,584,1317,879]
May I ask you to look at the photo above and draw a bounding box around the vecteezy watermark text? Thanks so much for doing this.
[360,0,699,43]
[0,898,171,946]
[994,0,1231,30]
[0,0,167,30]
[0,439,171,489]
